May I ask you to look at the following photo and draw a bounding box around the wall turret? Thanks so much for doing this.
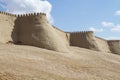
[69,31,99,51]
[108,40,120,54]
[0,11,16,17]
[16,12,69,52]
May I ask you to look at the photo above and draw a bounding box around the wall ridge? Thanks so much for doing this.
[69,31,93,33]
[95,36,107,41]
[0,11,16,17]
[17,12,46,18]
[53,26,66,33]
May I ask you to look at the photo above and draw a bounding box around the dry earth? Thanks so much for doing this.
[0,44,120,80]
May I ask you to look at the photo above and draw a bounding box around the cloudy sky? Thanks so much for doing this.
[0,0,120,40]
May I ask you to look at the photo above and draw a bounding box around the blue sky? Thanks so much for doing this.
[0,0,120,40]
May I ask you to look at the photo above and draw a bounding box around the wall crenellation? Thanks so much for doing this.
[0,11,16,17]
[17,12,46,18]
[69,31,93,36]
[69,31,93,33]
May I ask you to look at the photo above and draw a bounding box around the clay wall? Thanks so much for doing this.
[16,13,69,52]
[0,11,120,53]
[69,31,99,51]
[108,40,120,55]
[0,11,17,43]
[53,26,69,46]
[95,37,111,53]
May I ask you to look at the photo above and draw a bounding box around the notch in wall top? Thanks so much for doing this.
[0,11,16,17]
[17,12,46,17]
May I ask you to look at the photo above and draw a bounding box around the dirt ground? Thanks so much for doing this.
[0,44,120,80]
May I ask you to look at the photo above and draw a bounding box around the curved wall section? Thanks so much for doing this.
[95,37,111,53]
[70,31,99,51]
[108,40,120,55]
[0,11,120,54]
[53,26,69,46]
[0,12,16,43]
[17,13,69,52]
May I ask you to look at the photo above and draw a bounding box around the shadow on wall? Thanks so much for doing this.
[70,31,100,51]
[11,18,21,44]
[10,14,69,53]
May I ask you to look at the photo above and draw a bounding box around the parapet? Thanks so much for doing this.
[17,12,46,18]
[0,11,47,17]
[0,11,16,17]
[70,31,93,34]
[69,31,94,37]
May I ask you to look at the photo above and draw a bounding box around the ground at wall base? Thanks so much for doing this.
[0,44,120,80]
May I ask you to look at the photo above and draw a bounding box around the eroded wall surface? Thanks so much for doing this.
[95,37,111,53]
[0,11,120,54]
[70,31,99,51]
[17,13,69,52]
[108,40,120,55]
[0,12,16,43]
[53,26,69,46]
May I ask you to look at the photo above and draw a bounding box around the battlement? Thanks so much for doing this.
[0,11,16,17]
[0,11,46,18]
[70,31,93,34]
[17,12,46,18]
[69,31,93,36]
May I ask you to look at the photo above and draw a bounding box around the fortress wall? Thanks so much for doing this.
[17,13,69,52]
[95,37,111,53]
[0,11,119,54]
[69,31,99,51]
[53,26,69,46]
[0,12,17,43]
[108,40,120,54]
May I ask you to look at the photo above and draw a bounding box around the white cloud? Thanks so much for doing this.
[101,21,120,32]
[89,27,103,32]
[0,0,53,23]
[102,21,114,27]
[111,25,120,32]
[115,10,120,16]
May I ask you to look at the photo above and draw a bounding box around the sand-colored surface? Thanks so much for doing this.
[0,44,120,80]
[0,12,119,54]
[16,14,69,53]
[108,40,120,55]
[0,13,16,43]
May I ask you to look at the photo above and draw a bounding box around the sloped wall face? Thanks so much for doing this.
[95,37,111,53]
[70,31,99,51]
[108,40,120,54]
[0,13,16,43]
[53,27,69,46]
[17,14,69,52]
